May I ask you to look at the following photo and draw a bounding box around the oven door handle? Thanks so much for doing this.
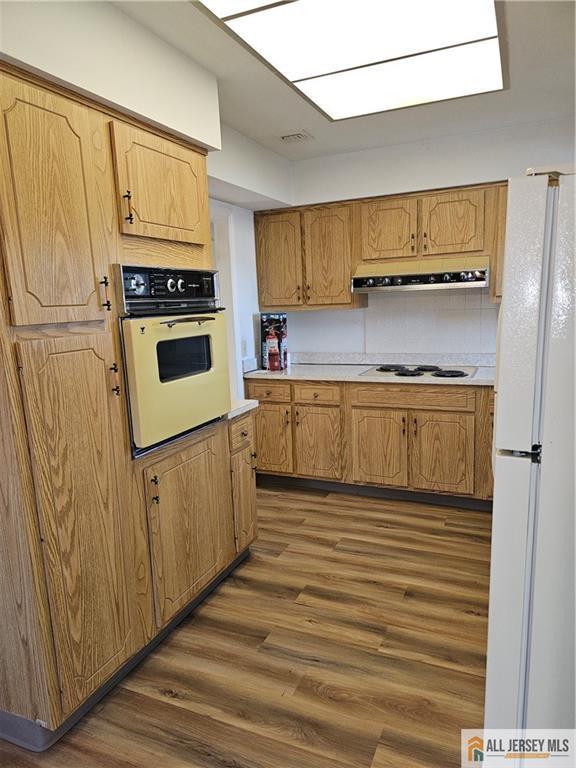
[160,316,216,328]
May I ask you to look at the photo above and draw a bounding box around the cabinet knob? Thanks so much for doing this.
[241,430,249,438]
[313,392,319,399]
[265,389,272,396]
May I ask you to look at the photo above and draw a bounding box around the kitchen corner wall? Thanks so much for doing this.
[286,289,499,356]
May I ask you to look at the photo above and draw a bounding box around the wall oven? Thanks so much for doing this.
[116,265,231,455]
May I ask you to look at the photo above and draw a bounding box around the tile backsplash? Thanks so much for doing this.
[286,289,499,355]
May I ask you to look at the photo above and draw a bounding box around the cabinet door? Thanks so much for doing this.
[303,206,352,305]
[110,121,209,245]
[294,405,342,479]
[231,445,258,551]
[254,403,293,473]
[0,75,108,325]
[351,408,408,487]
[420,189,485,256]
[360,198,417,260]
[409,411,475,495]
[255,212,303,307]
[145,426,235,627]
[17,333,132,715]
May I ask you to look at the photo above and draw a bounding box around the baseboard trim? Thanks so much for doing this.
[0,548,250,753]
[256,474,492,512]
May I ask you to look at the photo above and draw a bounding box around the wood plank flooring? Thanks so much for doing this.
[0,487,491,768]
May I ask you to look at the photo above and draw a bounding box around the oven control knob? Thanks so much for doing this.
[382,276,391,286]
[365,278,375,287]
[428,275,436,283]
[443,273,452,282]
[167,278,177,293]
[177,278,186,293]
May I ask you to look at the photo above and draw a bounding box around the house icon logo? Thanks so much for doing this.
[467,735,484,762]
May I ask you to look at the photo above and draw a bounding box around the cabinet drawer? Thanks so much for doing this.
[246,380,291,402]
[229,413,255,452]
[349,384,476,412]
[293,382,341,405]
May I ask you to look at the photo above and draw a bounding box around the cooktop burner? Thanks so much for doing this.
[432,369,468,378]
[376,364,408,372]
[395,369,424,377]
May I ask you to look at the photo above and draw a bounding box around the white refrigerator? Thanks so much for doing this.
[484,171,575,729]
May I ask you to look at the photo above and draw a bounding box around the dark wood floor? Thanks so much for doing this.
[0,487,491,768]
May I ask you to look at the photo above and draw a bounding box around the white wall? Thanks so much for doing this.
[0,1,221,149]
[208,124,294,207]
[286,289,499,357]
[293,116,575,204]
[210,199,259,400]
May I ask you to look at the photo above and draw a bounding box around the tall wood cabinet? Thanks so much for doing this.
[0,76,110,326]
[255,211,303,307]
[16,333,134,715]
[0,66,254,750]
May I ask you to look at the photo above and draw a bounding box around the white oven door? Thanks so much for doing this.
[122,312,231,449]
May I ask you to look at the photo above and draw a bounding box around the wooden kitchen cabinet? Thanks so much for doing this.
[110,120,210,246]
[302,205,353,304]
[255,206,365,311]
[255,211,303,307]
[294,405,342,479]
[360,197,417,260]
[16,332,133,715]
[254,403,294,473]
[351,408,408,487]
[144,425,236,627]
[420,189,485,256]
[230,444,258,552]
[0,74,110,326]
[409,410,475,495]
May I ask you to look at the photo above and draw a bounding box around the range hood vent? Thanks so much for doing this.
[352,257,489,294]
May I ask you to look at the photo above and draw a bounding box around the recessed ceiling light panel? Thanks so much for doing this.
[295,38,503,120]
[227,0,498,81]
[200,0,503,120]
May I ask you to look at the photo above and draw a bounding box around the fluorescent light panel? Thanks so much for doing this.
[200,0,291,19]
[201,0,503,119]
[227,0,498,82]
[295,38,503,120]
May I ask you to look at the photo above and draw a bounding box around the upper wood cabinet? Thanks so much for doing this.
[144,425,235,628]
[0,75,110,326]
[255,206,364,310]
[352,408,408,487]
[255,211,303,307]
[110,121,210,246]
[409,410,475,495]
[294,404,342,479]
[303,206,352,304]
[420,189,485,256]
[360,198,417,260]
[17,332,133,715]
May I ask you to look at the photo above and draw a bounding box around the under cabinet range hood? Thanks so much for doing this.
[352,257,489,293]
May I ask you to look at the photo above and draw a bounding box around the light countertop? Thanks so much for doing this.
[244,364,495,387]
[225,398,259,420]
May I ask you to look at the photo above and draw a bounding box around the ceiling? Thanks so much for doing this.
[115,0,575,161]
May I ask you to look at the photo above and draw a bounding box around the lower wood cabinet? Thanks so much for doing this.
[352,408,408,487]
[17,332,134,715]
[294,405,342,479]
[254,403,293,473]
[409,411,475,495]
[144,425,236,628]
[247,379,491,499]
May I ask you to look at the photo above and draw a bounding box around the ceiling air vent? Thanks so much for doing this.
[279,129,314,143]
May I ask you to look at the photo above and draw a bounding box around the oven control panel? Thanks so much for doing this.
[118,265,221,315]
